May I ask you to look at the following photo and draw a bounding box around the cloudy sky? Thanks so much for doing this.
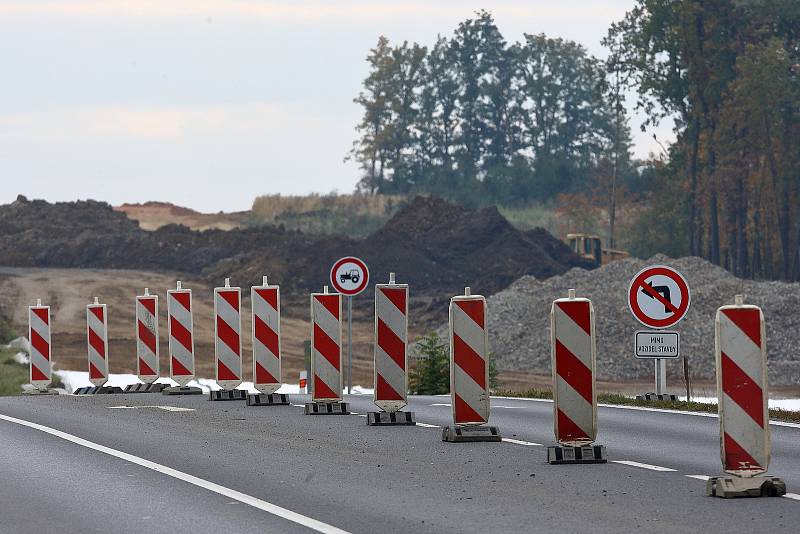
[0,0,673,212]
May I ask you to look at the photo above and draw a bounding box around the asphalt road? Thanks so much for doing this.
[1,392,798,533]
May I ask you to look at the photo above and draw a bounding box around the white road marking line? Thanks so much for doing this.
[612,460,677,472]
[685,474,710,481]
[488,395,800,429]
[501,438,542,446]
[493,406,525,409]
[108,405,195,412]
[292,404,305,407]
[354,414,367,418]
[430,403,451,407]
[0,413,350,534]
[415,422,440,428]
[783,493,800,501]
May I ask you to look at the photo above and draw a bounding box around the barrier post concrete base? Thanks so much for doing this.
[247,393,290,406]
[547,445,607,464]
[366,411,416,426]
[209,389,247,401]
[304,402,349,415]
[124,383,168,394]
[73,386,124,395]
[162,385,203,396]
[635,393,679,401]
[442,425,501,442]
[707,476,787,498]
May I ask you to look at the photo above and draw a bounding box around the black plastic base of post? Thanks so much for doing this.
[247,393,290,406]
[162,386,203,396]
[73,386,124,395]
[209,389,248,401]
[23,388,59,395]
[707,476,787,498]
[124,383,168,394]
[441,425,502,442]
[547,445,608,464]
[635,393,679,401]
[304,402,349,415]
[366,411,416,426]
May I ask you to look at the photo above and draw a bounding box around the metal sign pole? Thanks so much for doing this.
[347,295,353,395]
[655,358,666,395]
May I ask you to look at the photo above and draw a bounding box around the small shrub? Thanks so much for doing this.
[409,333,450,395]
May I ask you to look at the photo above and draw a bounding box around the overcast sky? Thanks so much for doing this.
[0,0,674,212]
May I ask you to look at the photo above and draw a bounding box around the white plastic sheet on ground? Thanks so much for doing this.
[54,370,373,396]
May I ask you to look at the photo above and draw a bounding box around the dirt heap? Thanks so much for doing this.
[0,195,591,322]
[472,255,800,385]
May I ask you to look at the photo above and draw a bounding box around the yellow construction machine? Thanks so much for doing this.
[566,233,629,267]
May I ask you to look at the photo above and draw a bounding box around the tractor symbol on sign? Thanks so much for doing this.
[339,269,360,284]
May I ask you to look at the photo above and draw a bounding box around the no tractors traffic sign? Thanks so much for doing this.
[330,256,369,297]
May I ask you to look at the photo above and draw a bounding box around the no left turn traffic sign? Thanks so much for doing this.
[330,256,369,296]
[628,265,690,329]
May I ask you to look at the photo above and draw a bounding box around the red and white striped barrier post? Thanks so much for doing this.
[305,286,348,415]
[707,295,785,498]
[443,287,500,442]
[87,297,109,388]
[547,289,606,463]
[210,278,247,401]
[76,297,121,394]
[27,299,56,394]
[163,281,202,395]
[125,288,167,394]
[247,276,289,406]
[368,273,415,425]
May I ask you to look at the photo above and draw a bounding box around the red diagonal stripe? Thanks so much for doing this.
[170,316,193,352]
[722,308,761,347]
[721,351,764,427]
[255,362,278,384]
[218,289,239,312]
[138,358,156,376]
[377,318,405,370]
[255,288,278,311]
[555,339,593,404]
[218,359,238,381]
[32,308,49,325]
[454,392,485,424]
[30,328,50,360]
[724,432,763,471]
[557,301,591,335]
[88,328,106,359]
[216,316,240,355]
[139,297,156,315]
[89,305,104,322]
[453,333,485,390]
[313,323,340,371]
[456,300,484,329]
[138,320,157,354]
[316,294,340,320]
[172,356,191,376]
[31,364,49,382]
[380,287,406,315]
[314,374,339,399]
[639,281,680,315]
[172,291,191,311]
[557,408,590,441]
[376,373,404,401]
[254,315,279,357]
[89,362,104,379]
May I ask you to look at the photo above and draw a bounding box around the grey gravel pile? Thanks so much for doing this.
[439,255,800,385]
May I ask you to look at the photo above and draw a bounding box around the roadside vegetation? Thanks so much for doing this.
[493,388,800,424]
[249,193,406,237]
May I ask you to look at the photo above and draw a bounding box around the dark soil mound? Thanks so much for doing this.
[0,195,592,322]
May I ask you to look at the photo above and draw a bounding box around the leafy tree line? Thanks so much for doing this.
[349,11,636,209]
[607,1,800,280]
